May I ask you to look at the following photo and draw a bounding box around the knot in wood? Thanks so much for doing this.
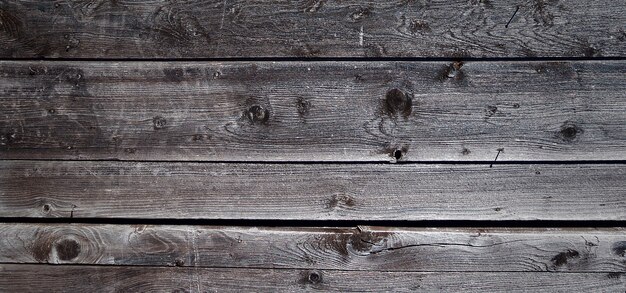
[296,97,311,116]
[308,271,322,284]
[246,105,270,124]
[55,239,81,261]
[560,123,582,141]
[153,116,167,130]
[385,89,412,118]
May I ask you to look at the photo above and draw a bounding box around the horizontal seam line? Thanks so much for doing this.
[1,159,626,164]
[1,218,625,228]
[0,57,626,62]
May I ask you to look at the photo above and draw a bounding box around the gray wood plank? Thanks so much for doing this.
[1,264,624,292]
[1,224,624,272]
[1,60,625,162]
[0,0,625,58]
[1,161,624,220]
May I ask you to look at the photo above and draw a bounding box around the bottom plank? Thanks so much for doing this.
[0,264,624,292]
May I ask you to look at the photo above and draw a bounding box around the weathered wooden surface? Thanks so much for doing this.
[1,224,624,272]
[1,161,624,220]
[1,0,625,58]
[1,61,625,162]
[1,264,624,293]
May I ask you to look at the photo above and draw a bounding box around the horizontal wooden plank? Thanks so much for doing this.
[1,224,624,273]
[0,0,625,58]
[1,161,624,220]
[1,264,624,292]
[1,61,625,162]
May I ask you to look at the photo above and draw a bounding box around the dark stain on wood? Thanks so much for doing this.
[606,272,623,279]
[384,88,412,118]
[612,241,626,257]
[163,68,184,82]
[31,232,54,262]
[551,249,580,267]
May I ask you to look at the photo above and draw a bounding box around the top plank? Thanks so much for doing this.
[0,0,625,59]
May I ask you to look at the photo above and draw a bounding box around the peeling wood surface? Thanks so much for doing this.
[1,224,625,273]
[1,264,625,293]
[1,161,624,220]
[1,61,625,162]
[0,0,625,58]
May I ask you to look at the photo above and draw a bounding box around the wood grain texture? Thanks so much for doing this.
[1,264,624,292]
[0,0,625,58]
[1,60,625,162]
[1,224,625,273]
[1,161,624,220]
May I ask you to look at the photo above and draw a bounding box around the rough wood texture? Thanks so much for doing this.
[1,161,624,220]
[1,61,625,162]
[1,264,625,292]
[1,224,625,273]
[0,0,625,58]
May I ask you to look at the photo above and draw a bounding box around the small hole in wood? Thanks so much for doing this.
[175,258,185,266]
[308,271,322,284]
[42,204,51,213]
[394,149,403,160]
